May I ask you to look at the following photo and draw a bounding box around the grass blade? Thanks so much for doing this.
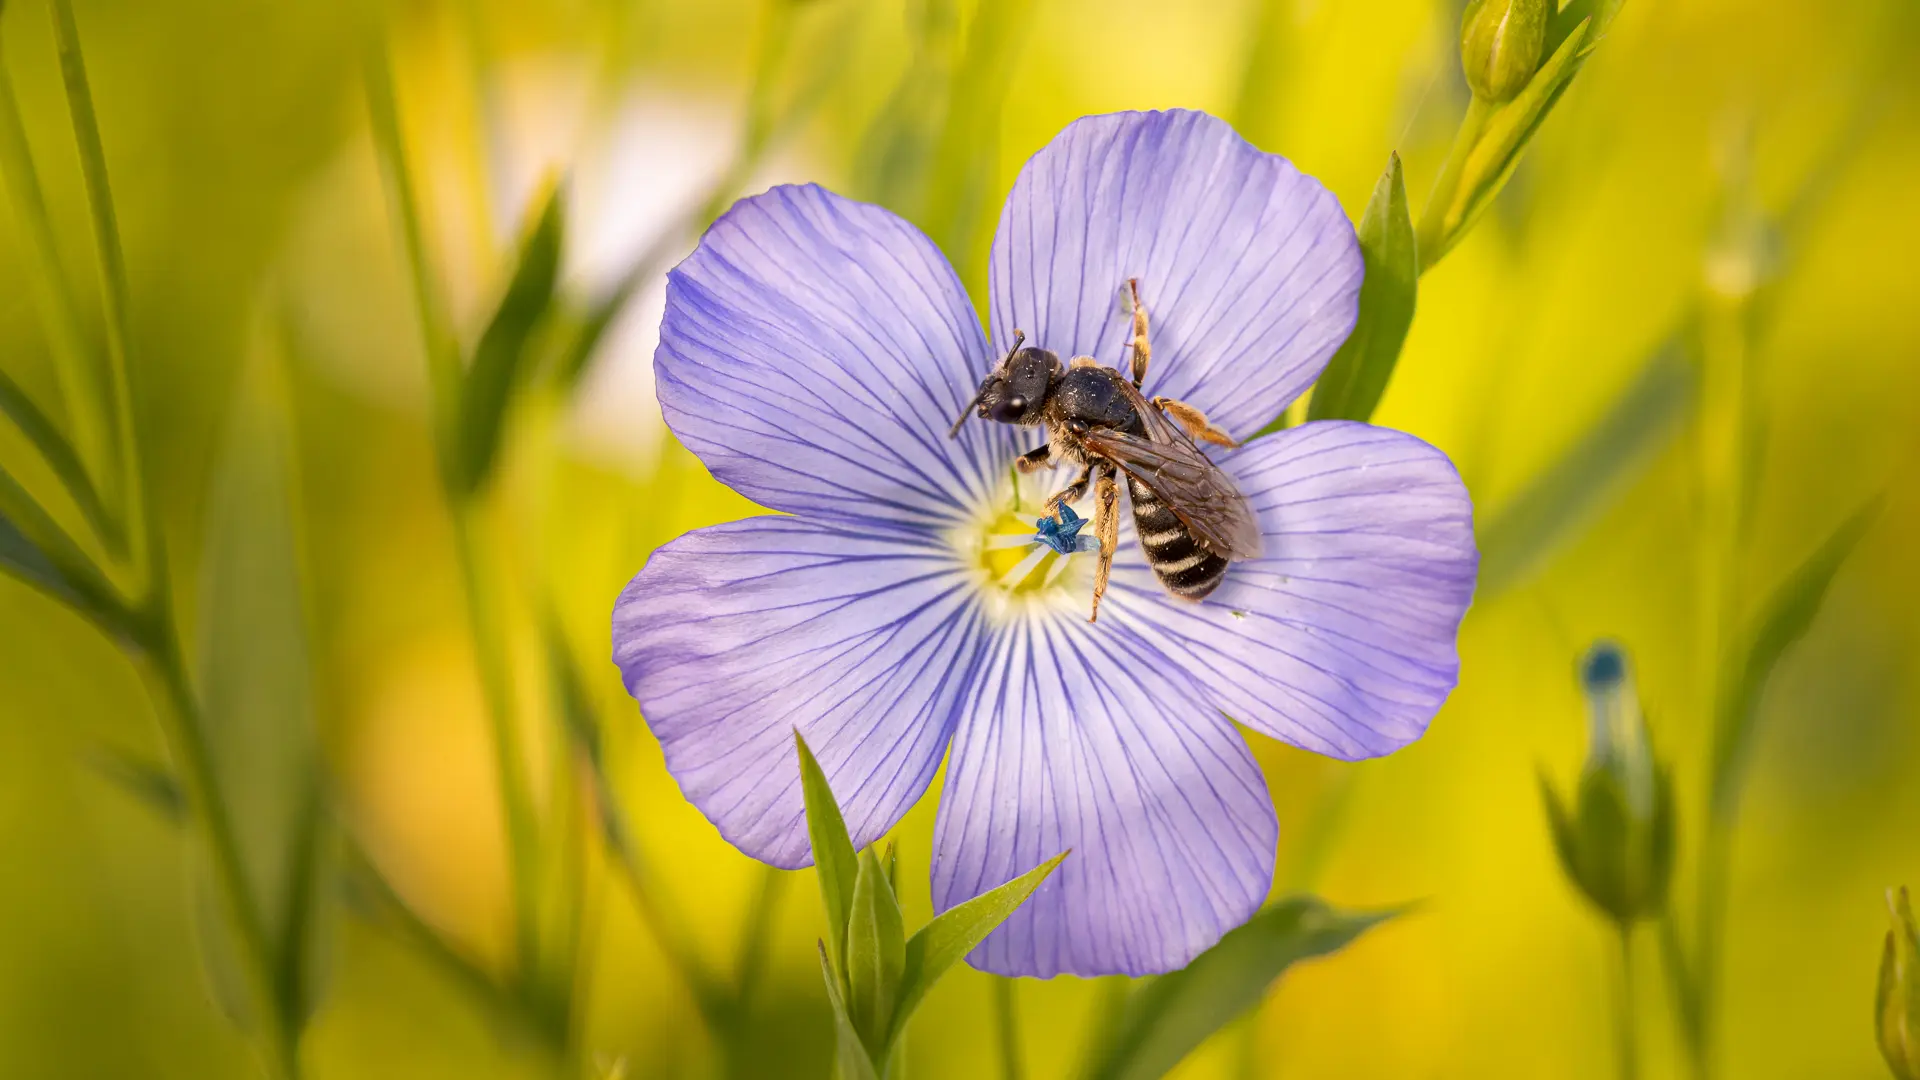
[1082,896,1402,1080]
[1306,152,1417,425]
[889,850,1067,1046]
[797,731,860,974]
[1478,333,1695,596]
[454,182,565,495]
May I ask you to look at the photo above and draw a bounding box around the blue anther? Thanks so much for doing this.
[1032,505,1087,556]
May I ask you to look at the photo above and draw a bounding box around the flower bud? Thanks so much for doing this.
[1459,0,1550,103]
[1541,642,1676,925]
[1882,886,1920,1080]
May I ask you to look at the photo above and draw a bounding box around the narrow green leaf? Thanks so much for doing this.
[1305,152,1417,425]
[819,941,882,1080]
[1709,499,1878,813]
[87,746,186,823]
[1082,896,1402,1080]
[0,366,120,553]
[0,464,120,627]
[796,731,860,973]
[453,182,564,494]
[194,346,322,1031]
[1478,334,1695,596]
[1429,17,1594,268]
[845,849,906,1053]
[889,850,1068,1046]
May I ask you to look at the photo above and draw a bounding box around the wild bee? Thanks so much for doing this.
[950,280,1263,622]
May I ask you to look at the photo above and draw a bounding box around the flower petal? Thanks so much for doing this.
[658,184,1016,535]
[930,612,1278,977]
[1105,421,1478,759]
[988,110,1362,440]
[613,515,992,867]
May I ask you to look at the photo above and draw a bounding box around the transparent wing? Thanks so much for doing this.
[1082,386,1264,560]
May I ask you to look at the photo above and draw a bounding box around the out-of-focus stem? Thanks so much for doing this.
[0,43,119,534]
[993,976,1024,1080]
[365,33,542,985]
[1614,925,1638,1080]
[1416,94,1494,273]
[47,0,148,583]
[135,614,301,1080]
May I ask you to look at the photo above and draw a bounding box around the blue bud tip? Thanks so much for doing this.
[1580,641,1627,692]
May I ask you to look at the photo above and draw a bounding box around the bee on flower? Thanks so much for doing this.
[613,110,1478,977]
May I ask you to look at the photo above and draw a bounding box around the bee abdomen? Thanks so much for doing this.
[1126,476,1227,601]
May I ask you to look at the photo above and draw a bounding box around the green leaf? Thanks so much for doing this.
[819,941,881,1080]
[1709,499,1878,814]
[1305,152,1417,425]
[0,366,120,553]
[888,850,1068,1047]
[797,731,860,974]
[1477,333,1694,596]
[87,746,186,823]
[1428,17,1593,268]
[1082,896,1401,1080]
[193,346,324,1032]
[453,182,564,494]
[845,849,906,1053]
[0,464,120,628]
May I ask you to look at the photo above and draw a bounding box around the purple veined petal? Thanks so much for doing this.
[658,184,1020,537]
[931,611,1278,977]
[613,515,994,867]
[989,110,1362,441]
[1102,421,1478,760]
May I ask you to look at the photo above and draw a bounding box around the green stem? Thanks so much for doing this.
[0,30,119,525]
[1614,924,1638,1080]
[1415,94,1494,273]
[135,613,300,1079]
[47,0,149,582]
[993,977,1024,1080]
[365,30,542,986]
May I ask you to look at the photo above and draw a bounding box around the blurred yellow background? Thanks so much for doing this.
[0,0,1915,1077]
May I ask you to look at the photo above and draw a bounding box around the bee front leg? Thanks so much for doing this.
[1014,445,1053,473]
[1042,467,1092,520]
[1088,463,1120,623]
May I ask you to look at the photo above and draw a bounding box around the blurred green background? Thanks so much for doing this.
[1,0,1916,1076]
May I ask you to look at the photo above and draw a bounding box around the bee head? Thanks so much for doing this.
[950,340,1058,436]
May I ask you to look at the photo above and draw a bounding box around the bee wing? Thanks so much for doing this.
[1081,393,1264,560]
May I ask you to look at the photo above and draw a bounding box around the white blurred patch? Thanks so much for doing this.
[285,53,823,476]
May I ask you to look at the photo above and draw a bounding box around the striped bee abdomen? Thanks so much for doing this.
[1125,475,1228,601]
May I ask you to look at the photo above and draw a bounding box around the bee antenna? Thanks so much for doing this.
[948,330,1028,439]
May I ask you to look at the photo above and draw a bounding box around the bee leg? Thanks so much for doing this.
[1125,278,1151,388]
[1042,467,1092,520]
[1014,445,1053,473]
[1088,464,1120,623]
[1151,395,1239,448]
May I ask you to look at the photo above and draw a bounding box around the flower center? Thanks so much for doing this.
[954,472,1089,605]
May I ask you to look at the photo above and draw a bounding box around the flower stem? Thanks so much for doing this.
[1415,93,1494,273]
[133,612,302,1080]
[0,40,119,537]
[46,0,149,584]
[365,29,543,988]
[1613,923,1638,1080]
[993,976,1024,1080]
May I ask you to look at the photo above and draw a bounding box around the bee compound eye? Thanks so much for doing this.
[992,395,1027,422]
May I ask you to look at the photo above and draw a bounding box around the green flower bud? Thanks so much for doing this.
[1882,887,1920,1080]
[1541,642,1676,926]
[1459,0,1550,103]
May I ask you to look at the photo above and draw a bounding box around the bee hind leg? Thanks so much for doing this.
[1088,464,1120,623]
[1152,395,1239,448]
[1125,278,1151,388]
